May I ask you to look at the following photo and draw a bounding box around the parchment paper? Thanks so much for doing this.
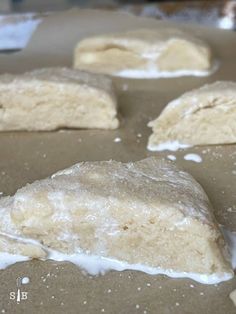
[0,9,235,314]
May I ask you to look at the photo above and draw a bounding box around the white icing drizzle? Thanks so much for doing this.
[184,154,202,163]
[147,141,190,152]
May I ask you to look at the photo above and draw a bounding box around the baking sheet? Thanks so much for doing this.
[0,9,236,314]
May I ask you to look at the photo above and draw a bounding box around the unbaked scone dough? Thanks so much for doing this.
[0,67,119,131]
[0,158,233,282]
[148,81,236,151]
[74,28,213,77]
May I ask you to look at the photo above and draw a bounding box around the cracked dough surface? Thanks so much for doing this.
[0,67,118,131]
[0,158,232,277]
[148,81,236,150]
[74,28,212,76]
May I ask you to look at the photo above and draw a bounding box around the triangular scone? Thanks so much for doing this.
[0,67,118,131]
[0,158,233,283]
[74,28,212,77]
[148,81,236,151]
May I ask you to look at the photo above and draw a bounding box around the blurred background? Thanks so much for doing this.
[0,0,235,51]
[0,1,235,29]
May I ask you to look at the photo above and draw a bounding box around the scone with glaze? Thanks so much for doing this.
[74,28,213,78]
[148,81,236,151]
[0,158,233,284]
[0,67,119,131]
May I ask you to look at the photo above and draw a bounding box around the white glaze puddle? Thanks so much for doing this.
[21,277,30,284]
[147,141,190,152]
[114,137,122,143]
[167,155,177,161]
[0,253,29,269]
[221,227,236,269]
[117,68,211,79]
[116,61,219,79]
[46,250,233,284]
[184,154,202,163]
[0,249,232,285]
[0,230,235,284]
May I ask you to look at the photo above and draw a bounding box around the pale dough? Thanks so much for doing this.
[230,289,236,306]
[148,81,236,151]
[74,28,212,76]
[0,157,232,278]
[0,67,119,131]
